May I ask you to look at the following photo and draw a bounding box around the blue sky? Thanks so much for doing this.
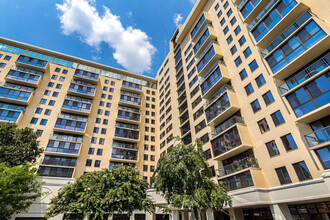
[0,0,196,77]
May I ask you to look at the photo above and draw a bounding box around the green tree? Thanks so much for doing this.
[152,137,231,220]
[0,163,42,220]
[0,123,43,167]
[45,166,154,220]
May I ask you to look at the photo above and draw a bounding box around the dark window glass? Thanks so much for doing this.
[293,161,312,181]
[275,166,292,185]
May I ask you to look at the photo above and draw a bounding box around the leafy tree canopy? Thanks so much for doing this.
[45,166,154,220]
[0,123,43,167]
[0,163,42,220]
[152,138,231,219]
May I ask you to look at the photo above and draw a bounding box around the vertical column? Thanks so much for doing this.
[172,210,180,220]
[270,204,293,220]
[228,208,244,220]
[206,210,214,220]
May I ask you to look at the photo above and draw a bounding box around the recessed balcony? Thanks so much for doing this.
[111,148,139,163]
[0,83,34,105]
[205,86,240,127]
[45,133,83,157]
[119,91,142,108]
[114,123,140,143]
[200,62,230,100]
[42,155,77,168]
[15,55,49,71]
[197,43,223,77]
[191,12,213,42]
[54,113,87,135]
[61,95,92,116]
[121,81,143,93]
[67,80,96,99]
[218,157,259,178]
[117,108,141,124]
[305,126,330,149]
[211,124,253,161]
[5,67,42,87]
[193,26,218,58]
[0,102,25,124]
[73,69,99,83]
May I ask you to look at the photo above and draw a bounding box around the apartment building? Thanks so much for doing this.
[156,0,330,219]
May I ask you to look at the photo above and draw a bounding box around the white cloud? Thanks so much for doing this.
[173,13,183,26]
[56,0,156,73]
[189,0,197,4]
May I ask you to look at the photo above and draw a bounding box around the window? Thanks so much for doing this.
[143,165,148,172]
[249,60,259,72]
[223,26,229,35]
[226,35,233,44]
[195,120,206,133]
[95,118,101,124]
[51,75,58,80]
[36,130,43,136]
[40,119,47,125]
[108,95,113,100]
[151,145,155,151]
[234,56,242,67]
[101,94,106,98]
[55,68,61,72]
[150,166,155,172]
[255,74,266,87]
[44,109,52,115]
[111,81,115,86]
[44,90,51,96]
[234,26,241,35]
[40,99,46,104]
[35,108,43,114]
[86,159,92,166]
[251,99,261,113]
[275,166,292,185]
[215,3,219,10]
[220,18,226,26]
[239,69,248,80]
[104,80,109,84]
[281,133,297,151]
[293,161,312,181]
[230,45,237,55]
[226,9,232,17]
[144,154,148,161]
[0,63,6,68]
[103,86,108,91]
[106,103,111,108]
[93,127,99,133]
[91,137,97,143]
[97,109,103,115]
[101,128,107,134]
[48,82,54,87]
[97,149,103,156]
[262,91,275,105]
[48,100,55,106]
[151,155,155,161]
[223,1,229,9]
[109,88,114,92]
[62,69,68,74]
[144,145,149,150]
[94,160,101,167]
[189,75,199,88]
[243,47,252,58]
[217,10,223,18]
[56,84,62,89]
[238,36,246,46]
[99,101,104,106]
[103,119,108,125]
[266,140,280,157]
[52,92,59,97]
[4,55,11,61]
[244,83,254,96]
[258,118,270,133]
[99,138,105,145]
[59,76,65,82]
[271,110,285,126]
[30,117,38,124]
[230,16,237,26]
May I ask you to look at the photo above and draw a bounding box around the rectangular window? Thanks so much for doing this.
[97,149,103,155]
[223,26,229,35]
[234,26,241,35]
[59,76,65,82]
[4,55,11,61]
[293,161,312,181]
[223,1,229,9]
[40,119,47,125]
[234,56,242,67]
[243,47,252,58]
[258,118,269,134]
[239,69,248,80]
[226,9,232,17]
[94,160,101,167]
[255,74,266,87]
[86,159,92,166]
[238,36,246,46]
[230,17,237,26]
[48,100,55,106]
[44,90,51,96]
[220,18,226,26]
[56,84,62,89]
[88,148,95,154]
[91,137,97,143]
[249,60,259,72]
[48,82,54,87]
[44,109,52,115]
[40,99,47,104]
[35,108,43,114]
[217,10,223,18]
[30,117,38,124]
[262,91,275,105]
[281,133,297,151]
[251,99,261,113]
[266,140,280,157]
[226,35,233,44]
[55,68,61,72]
[275,166,292,185]
[195,120,206,133]
[101,128,107,134]
[271,110,285,126]
[245,83,254,96]
[52,92,59,97]
[230,45,237,55]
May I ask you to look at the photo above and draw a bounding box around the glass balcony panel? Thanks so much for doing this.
[117,110,140,121]
[197,46,215,73]
[16,55,48,68]
[38,166,74,178]
[113,140,138,150]
[210,116,245,138]
[74,69,99,81]
[114,128,139,140]
[111,148,138,161]
[42,156,77,167]
[191,14,206,39]
[6,69,41,85]
[220,171,254,191]
[201,66,222,95]
[305,126,330,147]
[211,126,242,158]
[218,157,259,177]
[205,93,231,123]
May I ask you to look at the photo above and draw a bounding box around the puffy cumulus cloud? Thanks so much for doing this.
[173,13,183,26]
[56,0,156,73]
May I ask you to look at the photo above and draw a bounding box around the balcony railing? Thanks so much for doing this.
[305,127,330,147]
[0,83,34,103]
[218,157,259,177]
[16,55,48,69]
[113,140,138,150]
[42,158,76,167]
[210,116,245,139]
[117,111,140,122]
[122,81,143,91]
[74,69,99,82]
[248,0,280,30]
[111,148,138,161]
[0,102,24,123]
[204,84,233,109]
[6,67,42,86]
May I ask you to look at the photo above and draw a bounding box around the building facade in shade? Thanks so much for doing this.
[156,0,330,219]
[1,0,330,219]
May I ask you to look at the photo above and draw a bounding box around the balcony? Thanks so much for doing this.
[121,80,143,93]
[5,67,42,87]
[191,13,212,42]
[279,52,329,95]
[111,148,138,162]
[179,101,188,115]
[61,95,92,116]
[0,102,25,124]
[265,20,329,80]
[219,170,254,191]
[252,1,309,48]
[211,124,253,161]
[119,91,142,108]
[15,55,48,71]
[42,156,77,167]
[181,122,191,136]
[193,25,218,58]
[305,127,330,149]
[197,43,223,77]
[73,69,99,83]
[238,0,263,22]
[117,107,141,124]
[38,166,74,178]
[205,86,240,127]
[113,140,138,150]
[114,123,140,142]
[68,80,96,98]
[210,115,245,139]
[218,157,259,178]
[200,62,230,100]
[0,83,34,105]
[54,113,87,135]
[45,133,83,157]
